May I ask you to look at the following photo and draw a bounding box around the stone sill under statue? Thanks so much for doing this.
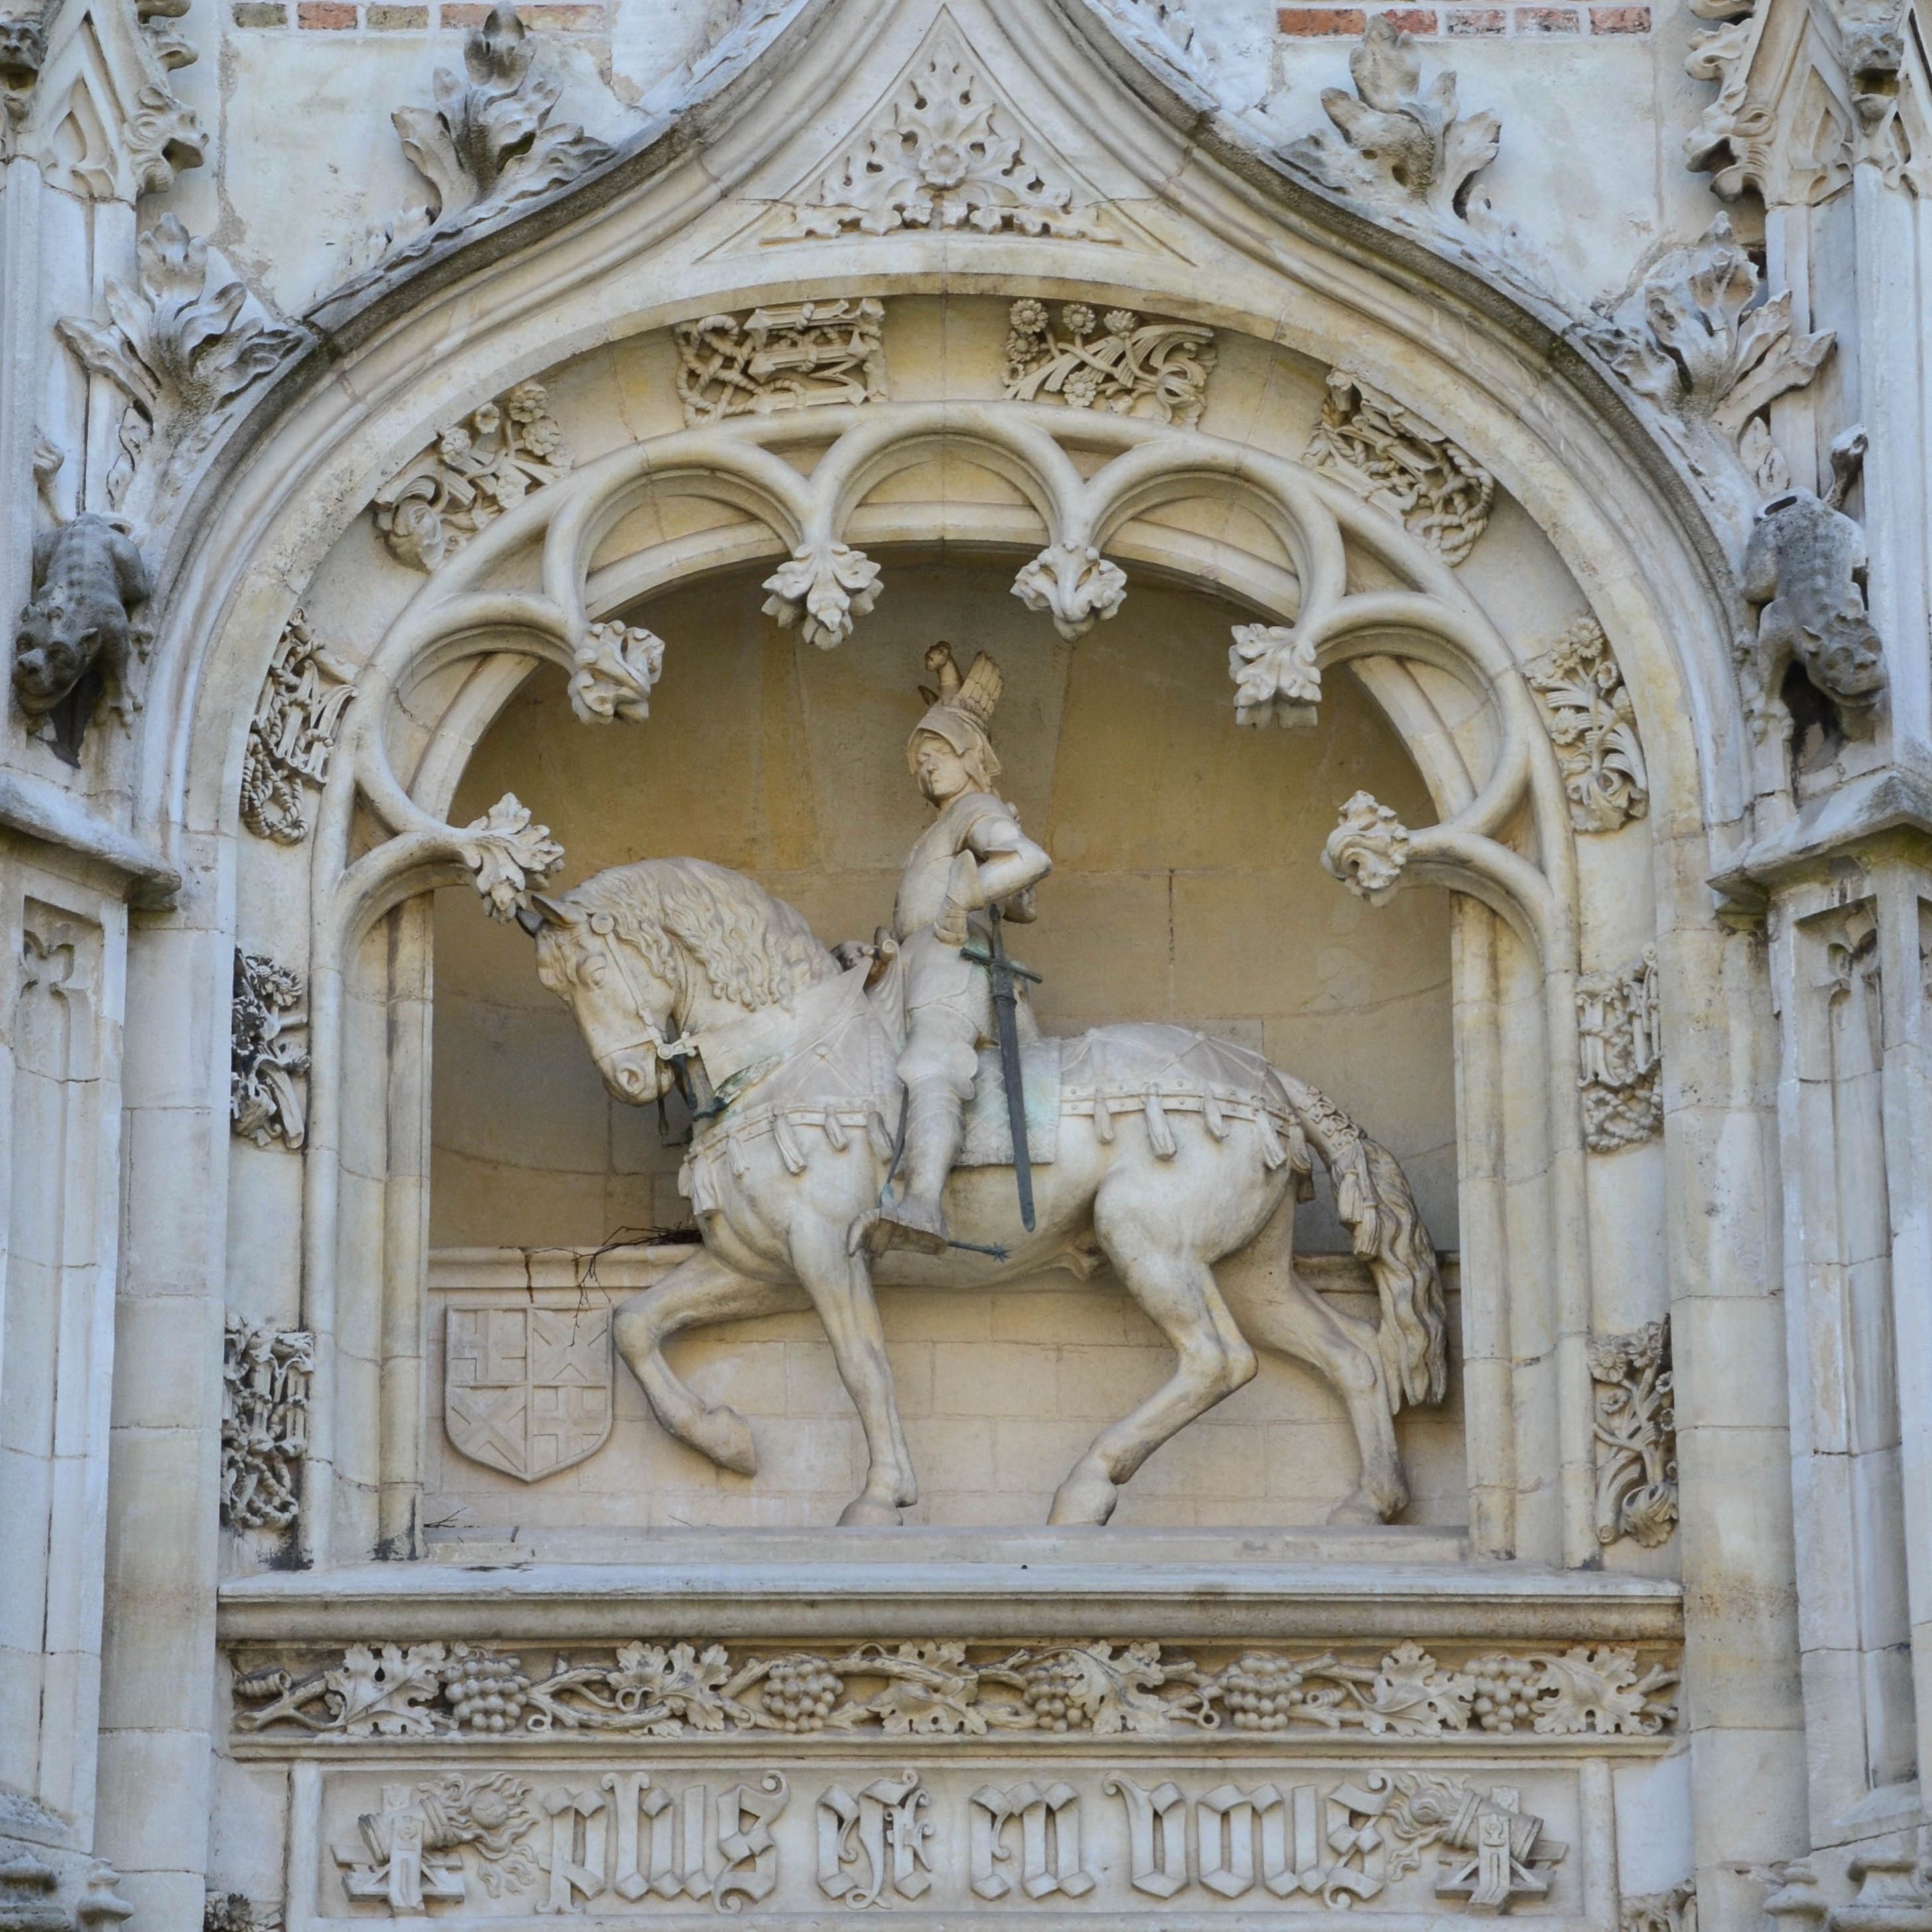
[522,644,1449,1530]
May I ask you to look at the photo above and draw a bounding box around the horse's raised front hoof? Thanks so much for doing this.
[692,1403,758,1478]
[837,1494,905,1527]
[1326,1485,1391,1526]
[1048,1466,1119,1528]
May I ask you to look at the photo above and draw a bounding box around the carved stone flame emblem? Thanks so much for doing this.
[444,1305,613,1482]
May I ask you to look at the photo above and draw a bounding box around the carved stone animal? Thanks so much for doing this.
[0,15,46,94]
[13,515,154,748]
[1742,487,1885,735]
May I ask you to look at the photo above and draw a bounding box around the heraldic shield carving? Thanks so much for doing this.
[444,1304,614,1481]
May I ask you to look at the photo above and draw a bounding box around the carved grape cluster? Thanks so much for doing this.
[1219,1654,1312,1731]
[442,1646,531,1733]
[1017,1656,1095,1732]
[1466,1658,1537,1733]
[760,1657,843,1732]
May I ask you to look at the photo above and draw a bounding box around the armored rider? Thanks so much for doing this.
[861,645,1052,1255]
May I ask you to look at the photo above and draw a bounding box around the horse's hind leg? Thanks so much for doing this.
[1051,1191,1259,1527]
[1219,1267,1408,1523]
[612,1247,808,1476]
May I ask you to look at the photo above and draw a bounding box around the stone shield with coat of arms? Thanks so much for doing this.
[444,1304,614,1481]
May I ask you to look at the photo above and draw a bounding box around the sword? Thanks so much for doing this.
[961,906,1041,1234]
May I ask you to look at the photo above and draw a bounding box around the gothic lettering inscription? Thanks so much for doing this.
[312,1763,1574,1917]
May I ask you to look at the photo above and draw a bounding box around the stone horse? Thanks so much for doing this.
[529,857,1447,1528]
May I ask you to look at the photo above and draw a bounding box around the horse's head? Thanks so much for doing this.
[530,893,681,1106]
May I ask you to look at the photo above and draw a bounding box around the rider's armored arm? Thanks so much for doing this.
[964,814,1051,911]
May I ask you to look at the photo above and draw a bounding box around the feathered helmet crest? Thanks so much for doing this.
[908,642,1002,782]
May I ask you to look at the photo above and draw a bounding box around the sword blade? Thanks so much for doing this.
[989,912,1035,1233]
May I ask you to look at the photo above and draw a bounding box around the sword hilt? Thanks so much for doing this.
[958,944,1042,984]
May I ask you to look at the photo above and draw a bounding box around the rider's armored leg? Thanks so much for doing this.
[891,1076,968,1242]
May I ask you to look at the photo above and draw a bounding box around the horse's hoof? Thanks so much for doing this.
[1326,1486,1389,1526]
[1047,1470,1119,1527]
[837,1496,904,1527]
[693,1404,758,1478]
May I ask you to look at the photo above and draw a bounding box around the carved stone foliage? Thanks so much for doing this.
[1576,946,1662,1152]
[1624,1879,1697,1932]
[1011,538,1128,640]
[240,610,357,843]
[1098,0,1207,79]
[675,300,887,425]
[370,6,612,274]
[232,1637,1678,1743]
[1585,216,1832,515]
[56,216,304,525]
[770,34,1114,242]
[1306,372,1494,565]
[232,950,309,1150]
[1229,622,1321,729]
[1287,19,1500,224]
[221,1313,313,1532]
[12,513,153,764]
[296,1758,1593,1918]
[1743,429,1886,737]
[373,382,570,571]
[1524,615,1649,832]
[459,794,566,923]
[1323,792,1411,906]
[569,622,663,725]
[1002,300,1217,429]
[1589,1318,1678,1549]
[762,541,883,649]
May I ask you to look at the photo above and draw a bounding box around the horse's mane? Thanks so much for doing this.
[563,858,837,1011]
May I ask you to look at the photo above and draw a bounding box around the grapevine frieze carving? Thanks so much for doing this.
[675,300,887,425]
[1590,1318,1678,1549]
[373,381,570,572]
[1002,300,1217,428]
[231,950,309,1150]
[1576,946,1662,1152]
[1306,372,1494,565]
[1524,614,1649,832]
[220,1313,313,1531]
[231,1638,1678,1743]
[769,34,1114,242]
[240,611,357,843]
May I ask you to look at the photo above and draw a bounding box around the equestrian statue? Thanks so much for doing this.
[521,644,1447,1527]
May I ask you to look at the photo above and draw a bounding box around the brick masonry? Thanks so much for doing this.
[1276,0,1648,31]
[231,0,608,29]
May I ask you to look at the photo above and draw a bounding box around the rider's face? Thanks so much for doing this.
[913,733,974,804]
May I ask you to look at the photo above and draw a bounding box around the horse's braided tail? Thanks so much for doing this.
[1278,1075,1448,1410]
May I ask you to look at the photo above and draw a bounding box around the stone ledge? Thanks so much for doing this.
[218,1554,1680,1646]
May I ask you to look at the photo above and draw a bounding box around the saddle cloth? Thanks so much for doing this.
[958,1037,1061,1166]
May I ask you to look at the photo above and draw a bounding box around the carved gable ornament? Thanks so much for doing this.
[756,15,1125,247]
[444,1304,614,1482]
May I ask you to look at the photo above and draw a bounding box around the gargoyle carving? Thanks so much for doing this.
[0,11,44,135]
[1742,430,1886,737]
[12,515,153,764]
[1288,19,1500,224]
